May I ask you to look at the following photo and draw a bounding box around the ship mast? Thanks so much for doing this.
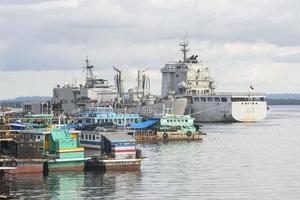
[85,56,94,79]
[180,39,189,62]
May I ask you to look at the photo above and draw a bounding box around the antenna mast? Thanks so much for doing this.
[85,56,94,79]
[180,38,189,62]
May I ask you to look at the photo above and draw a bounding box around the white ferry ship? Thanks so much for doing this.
[161,40,267,122]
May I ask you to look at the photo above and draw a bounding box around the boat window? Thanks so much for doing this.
[260,97,265,101]
[231,97,249,102]
[85,134,88,140]
[207,97,213,102]
[200,97,207,102]
[93,135,95,140]
[185,120,188,122]
[89,135,91,140]
[221,97,227,102]
[214,97,220,102]
[194,97,200,101]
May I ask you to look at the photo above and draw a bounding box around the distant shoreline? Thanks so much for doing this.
[267,99,300,105]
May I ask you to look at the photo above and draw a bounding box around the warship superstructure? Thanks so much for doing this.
[51,57,187,117]
[52,40,267,122]
[161,40,267,122]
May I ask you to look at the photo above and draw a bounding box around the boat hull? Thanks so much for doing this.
[85,158,141,171]
[45,160,85,172]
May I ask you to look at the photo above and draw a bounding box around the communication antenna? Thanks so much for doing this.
[180,36,189,62]
[84,56,94,79]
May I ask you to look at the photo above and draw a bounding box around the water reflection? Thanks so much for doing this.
[9,106,300,199]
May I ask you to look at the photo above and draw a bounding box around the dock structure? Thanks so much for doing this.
[0,138,46,174]
[0,160,17,199]
[129,115,204,143]
[134,130,203,142]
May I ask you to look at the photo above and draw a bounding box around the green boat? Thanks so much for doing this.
[130,113,203,141]
[43,128,85,173]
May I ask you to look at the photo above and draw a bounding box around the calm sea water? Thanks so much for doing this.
[11,105,300,199]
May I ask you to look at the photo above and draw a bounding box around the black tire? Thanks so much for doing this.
[186,131,192,137]
[163,132,168,140]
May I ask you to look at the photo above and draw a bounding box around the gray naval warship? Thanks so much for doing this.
[51,57,187,117]
[52,40,267,122]
[161,40,267,122]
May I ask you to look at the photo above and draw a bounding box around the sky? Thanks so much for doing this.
[0,0,300,99]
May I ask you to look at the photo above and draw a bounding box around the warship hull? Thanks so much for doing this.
[114,98,188,118]
[188,95,267,122]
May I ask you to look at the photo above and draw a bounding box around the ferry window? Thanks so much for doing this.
[93,135,95,140]
[200,97,207,102]
[207,97,213,102]
[194,97,200,101]
[85,134,88,140]
[89,135,91,140]
[221,97,227,102]
[214,97,220,102]
[38,135,40,139]
[260,97,265,101]
[185,120,188,122]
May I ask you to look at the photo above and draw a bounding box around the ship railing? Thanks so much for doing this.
[215,92,266,96]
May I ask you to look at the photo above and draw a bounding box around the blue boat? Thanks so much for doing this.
[75,107,142,130]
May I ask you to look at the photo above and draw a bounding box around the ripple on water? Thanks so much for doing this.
[10,105,300,199]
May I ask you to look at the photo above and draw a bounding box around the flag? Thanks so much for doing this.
[250,85,254,90]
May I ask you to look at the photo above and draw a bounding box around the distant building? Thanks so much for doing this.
[23,101,50,115]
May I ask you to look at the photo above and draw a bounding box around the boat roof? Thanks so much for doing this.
[50,128,70,140]
[129,119,159,129]
[101,133,135,143]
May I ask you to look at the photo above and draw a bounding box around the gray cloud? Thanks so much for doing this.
[1,0,300,98]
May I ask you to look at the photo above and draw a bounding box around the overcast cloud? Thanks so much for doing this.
[0,0,300,99]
